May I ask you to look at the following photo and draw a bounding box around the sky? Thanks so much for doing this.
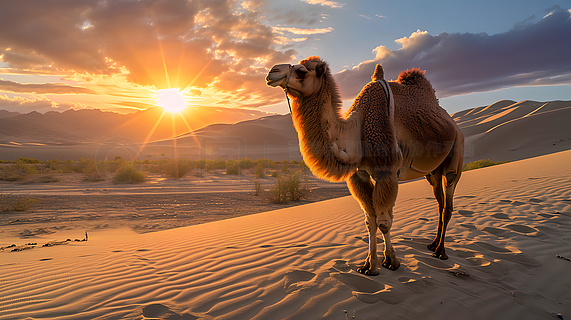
[0,0,570,116]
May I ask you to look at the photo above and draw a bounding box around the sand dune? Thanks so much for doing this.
[2,150,570,319]
[452,100,571,162]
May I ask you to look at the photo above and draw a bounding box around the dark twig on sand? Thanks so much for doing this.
[449,271,470,278]
[556,255,571,262]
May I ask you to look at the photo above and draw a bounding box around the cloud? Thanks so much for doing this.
[334,6,571,99]
[0,0,299,107]
[273,26,334,35]
[301,0,344,9]
[269,9,325,26]
[359,14,386,20]
[0,80,96,94]
[0,95,59,113]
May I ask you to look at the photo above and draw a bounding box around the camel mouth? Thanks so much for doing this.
[265,76,286,88]
[266,63,292,88]
[265,74,287,88]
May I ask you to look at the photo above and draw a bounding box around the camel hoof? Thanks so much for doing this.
[427,243,437,252]
[356,267,379,276]
[381,262,399,271]
[382,257,400,271]
[432,251,448,260]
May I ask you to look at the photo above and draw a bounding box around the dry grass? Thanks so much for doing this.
[463,159,510,171]
[1,194,39,212]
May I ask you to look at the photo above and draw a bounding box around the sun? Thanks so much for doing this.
[155,88,187,113]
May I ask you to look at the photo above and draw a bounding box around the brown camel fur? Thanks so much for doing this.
[266,56,464,275]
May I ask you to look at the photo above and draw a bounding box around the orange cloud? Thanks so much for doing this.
[0,0,299,107]
[273,26,334,35]
[0,80,96,94]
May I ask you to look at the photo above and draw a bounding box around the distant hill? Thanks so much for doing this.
[0,106,271,144]
[1,100,570,162]
[0,109,21,119]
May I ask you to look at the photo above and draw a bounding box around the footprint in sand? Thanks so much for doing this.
[482,226,508,236]
[332,271,403,304]
[473,241,542,267]
[473,241,512,253]
[529,198,543,203]
[504,224,538,234]
[397,276,434,294]
[414,255,453,269]
[465,257,509,276]
[457,210,474,217]
[283,270,316,292]
[491,212,511,220]
[142,303,196,320]
[332,260,352,272]
[459,223,477,230]
[399,237,432,251]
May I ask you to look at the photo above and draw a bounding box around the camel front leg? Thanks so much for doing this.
[378,211,399,270]
[357,215,380,275]
[372,171,400,271]
[347,170,379,275]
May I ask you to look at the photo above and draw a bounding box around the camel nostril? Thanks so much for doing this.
[269,67,282,73]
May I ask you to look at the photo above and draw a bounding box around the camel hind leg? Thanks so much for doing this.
[425,137,463,260]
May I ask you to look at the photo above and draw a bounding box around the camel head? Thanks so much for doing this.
[266,56,328,100]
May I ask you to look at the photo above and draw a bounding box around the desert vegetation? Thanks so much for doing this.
[0,194,39,212]
[463,159,510,171]
[1,156,512,186]
[267,171,309,204]
[0,155,317,205]
[0,156,300,182]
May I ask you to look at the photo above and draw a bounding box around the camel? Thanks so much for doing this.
[266,56,464,275]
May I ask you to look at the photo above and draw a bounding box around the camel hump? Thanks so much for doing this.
[396,68,427,86]
[371,64,384,81]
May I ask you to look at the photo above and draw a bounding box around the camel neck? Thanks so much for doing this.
[290,76,355,182]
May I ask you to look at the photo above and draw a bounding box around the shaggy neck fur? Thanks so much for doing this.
[290,67,356,182]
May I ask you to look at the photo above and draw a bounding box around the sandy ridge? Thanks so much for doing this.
[1,150,571,319]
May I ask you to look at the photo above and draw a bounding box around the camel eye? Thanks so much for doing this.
[295,68,308,78]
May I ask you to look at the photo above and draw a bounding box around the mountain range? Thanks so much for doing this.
[0,100,570,162]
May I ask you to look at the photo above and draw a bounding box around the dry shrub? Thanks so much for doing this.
[1,194,39,212]
[463,159,510,171]
[254,179,262,196]
[268,171,308,204]
[113,163,146,184]
[165,159,192,178]
[255,164,265,178]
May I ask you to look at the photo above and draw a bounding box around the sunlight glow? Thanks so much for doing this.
[155,88,187,113]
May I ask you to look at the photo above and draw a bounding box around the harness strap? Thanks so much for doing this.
[376,79,394,119]
[283,65,294,114]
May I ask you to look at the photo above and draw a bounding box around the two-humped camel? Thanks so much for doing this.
[266,56,464,275]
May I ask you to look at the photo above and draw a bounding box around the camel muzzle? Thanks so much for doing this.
[265,64,292,88]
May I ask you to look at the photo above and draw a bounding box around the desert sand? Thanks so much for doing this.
[1,149,570,319]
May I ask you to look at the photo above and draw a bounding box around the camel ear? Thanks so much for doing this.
[316,62,327,78]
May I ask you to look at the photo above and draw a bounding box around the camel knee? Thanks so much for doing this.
[376,213,393,234]
[445,171,457,187]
